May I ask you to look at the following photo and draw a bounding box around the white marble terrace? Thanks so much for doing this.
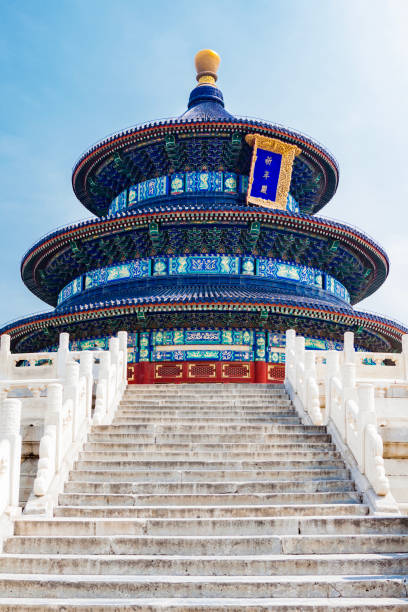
[0,328,407,543]
[0,331,128,540]
[285,329,408,514]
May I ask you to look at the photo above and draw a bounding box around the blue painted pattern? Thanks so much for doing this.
[169,255,239,275]
[107,172,300,215]
[152,349,253,362]
[58,255,350,307]
[84,259,150,290]
[326,274,351,303]
[57,276,82,306]
[152,329,254,346]
[256,259,323,288]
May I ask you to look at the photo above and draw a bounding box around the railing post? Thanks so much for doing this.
[344,331,355,365]
[0,334,11,380]
[304,350,322,425]
[108,337,119,367]
[46,383,63,471]
[284,329,296,386]
[79,352,93,420]
[57,333,70,379]
[305,350,316,379]
[295,335,305,398]
[64,361,80,441]
[356,383,376,472]
[0,398,22,508]
[118,331,128,381]
[342,361,357,400]
[325,350,340,422]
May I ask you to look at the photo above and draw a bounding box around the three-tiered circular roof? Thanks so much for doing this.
[1,49,406,353]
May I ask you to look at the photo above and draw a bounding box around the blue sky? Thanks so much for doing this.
[0,0,407,327]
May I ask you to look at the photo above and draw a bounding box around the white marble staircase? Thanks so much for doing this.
[0,383,407,610]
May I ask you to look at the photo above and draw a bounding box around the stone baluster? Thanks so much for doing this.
[79,352,93,420]
[64,361,80,441]
[295,335,305,400]
[118,331,128,381]
[285,330,296,384]
[0,334,11,381]
[46,383,63,471]
[356,383,376,472]
[344,331,355,365]
[325,350,340,422]
[57,333,70,379]
[0,398,22,508]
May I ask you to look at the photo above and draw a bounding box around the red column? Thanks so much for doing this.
[255,361,267,383]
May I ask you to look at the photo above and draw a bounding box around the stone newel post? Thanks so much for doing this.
[57,333,70,379]
[344,331,355,365]
[0,334,11,380]
[0,398,22,508]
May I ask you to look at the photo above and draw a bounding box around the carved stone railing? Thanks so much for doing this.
[285,329,408,512]
[0,331,128,522]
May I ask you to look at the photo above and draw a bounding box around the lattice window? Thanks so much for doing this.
[223,364,249,378]
[268,364,285,382]
[155,364,182,378]
[189,364,216,378]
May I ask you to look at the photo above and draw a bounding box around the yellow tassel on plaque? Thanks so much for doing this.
[245,134,301,211]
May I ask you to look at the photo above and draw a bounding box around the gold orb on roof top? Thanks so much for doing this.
[195,49,221,86]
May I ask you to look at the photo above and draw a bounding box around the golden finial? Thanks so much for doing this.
[195,49,221,86]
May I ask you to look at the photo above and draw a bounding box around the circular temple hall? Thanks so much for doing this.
[2,50,407,384]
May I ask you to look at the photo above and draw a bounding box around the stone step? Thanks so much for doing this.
[8,532,406,556]
[78,450,342,462]
[87,433,332,444]
[0,553,407,576]
[94,424,320,434]
[124,388,287,392]
[124,385,285,393]
[83,441,337,453]
[58,490,363,507]
[0,597,405,611]
[116,409,298,417]
[113,417,302,425]
[74,459,346,471]
[119,401,293,408]
[0,574,405,598]
[17,515,404,538]
[54,503,368,519]
[68,468,350,483]
[63,478,356,496]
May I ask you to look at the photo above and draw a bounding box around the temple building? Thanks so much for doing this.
[1,50,406,384]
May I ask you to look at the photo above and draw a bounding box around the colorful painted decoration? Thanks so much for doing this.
[84,259,150,291]
[43,327,365,366]
[107,172,300,216]
[256,259,323,288]
[57,276,82,306]
[326,274,351,303]
[57,256,349,306]
[169,255,239,275]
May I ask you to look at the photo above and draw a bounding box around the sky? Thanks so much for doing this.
[0,0,407,328]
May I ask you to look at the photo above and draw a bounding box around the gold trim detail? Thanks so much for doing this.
[245,134,301,210]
